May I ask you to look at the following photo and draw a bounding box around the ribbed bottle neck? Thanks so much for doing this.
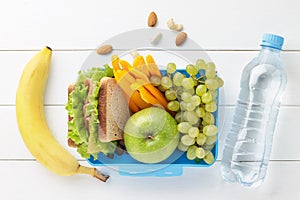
[260,46,281,55]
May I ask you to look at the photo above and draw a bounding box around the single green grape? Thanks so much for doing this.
[185,111,199,125]
[196,133,207,146]
[206,69,216,79]
[203,125,218,136]
[188,127,200,138]
[185,102,196,111]
[167,62,177,74]
[161,76,173,89]
[186,145,197,160]
[165,89,177,101]
[167,101,180,111]
[202,92,212,103]
[186,64,198,76]
[206,62,216,70]
[181,135,195,146]
[181,92,192,102]
[196,85,207,96]
[195,107,206,118]
[195,147,206,159]
[205,78,219,90]
[205,135,217,145]
[191,95,201,106]
[177,122,192,133]
[182,77,194,89]
[203,112,215,124]
[158,84,168,92]
[205,101,217,112]
[196,59,206,70]
[203,151,215,164]
[173,72,185,86]
[177,141,189,152]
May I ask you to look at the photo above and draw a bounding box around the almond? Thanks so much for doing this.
[176,32,187,46]
[148,11,157,27]
[97,44,113,55]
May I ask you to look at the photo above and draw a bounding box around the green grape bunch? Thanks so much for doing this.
[158,59,224,164]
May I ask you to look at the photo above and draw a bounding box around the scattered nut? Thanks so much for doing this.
[176,32,187,46]
[167,18,175,29]
[167,18,183,31]
[148,11,157,27]
[151,32,162,45]
[97,44,113,55]
[174,24,183,32]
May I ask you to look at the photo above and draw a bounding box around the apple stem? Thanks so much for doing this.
[147,135,154,140]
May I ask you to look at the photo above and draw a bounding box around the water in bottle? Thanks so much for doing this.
[221,33,287,187]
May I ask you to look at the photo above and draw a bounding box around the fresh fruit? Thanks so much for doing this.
[166,62,177,74]
[156,58,224,163]
[16,47,109,182]
[124,107,179,163]
[204,151,215,164]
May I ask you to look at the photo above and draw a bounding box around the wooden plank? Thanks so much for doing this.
[0,0,299,50]
[2,50,299,105]
[2,106,299,160]
[0,160,299,200]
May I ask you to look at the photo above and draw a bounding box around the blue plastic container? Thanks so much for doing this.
[87,69,219,176]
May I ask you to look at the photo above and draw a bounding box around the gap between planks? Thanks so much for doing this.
[0,49,300,52]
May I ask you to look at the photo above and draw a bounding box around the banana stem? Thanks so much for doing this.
[76,165,109,182]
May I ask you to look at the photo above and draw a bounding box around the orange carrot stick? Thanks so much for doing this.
[137,86,161,106]
[129,98,140,113]
[144,83,168,108]
[131,90,152,109]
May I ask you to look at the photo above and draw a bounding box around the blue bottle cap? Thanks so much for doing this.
[261,33,284,50]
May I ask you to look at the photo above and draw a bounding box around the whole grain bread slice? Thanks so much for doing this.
[98,77,130,142]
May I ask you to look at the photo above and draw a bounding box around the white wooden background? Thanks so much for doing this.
[1,0,300,199]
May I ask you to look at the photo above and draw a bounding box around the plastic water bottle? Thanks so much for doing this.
[221,33,287,187]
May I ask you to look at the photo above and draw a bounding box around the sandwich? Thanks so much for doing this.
[65,65,130,159]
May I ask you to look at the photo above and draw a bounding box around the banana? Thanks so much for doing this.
[16,47,109,182]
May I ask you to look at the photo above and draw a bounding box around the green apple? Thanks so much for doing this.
[124,107,179,163]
